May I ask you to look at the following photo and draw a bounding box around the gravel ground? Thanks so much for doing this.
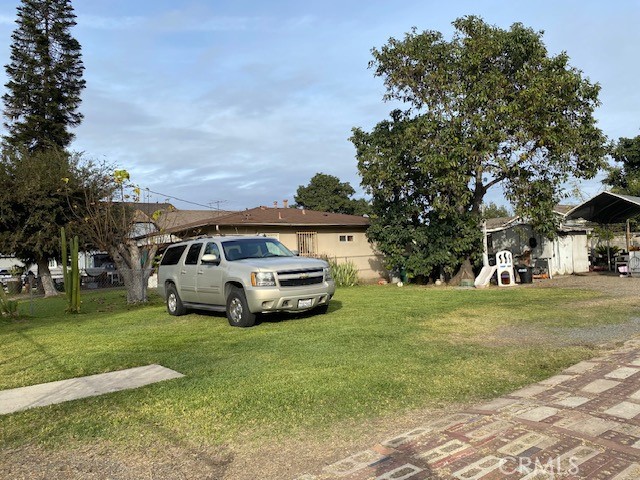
[2,273,640,480]
[531,270,640,297]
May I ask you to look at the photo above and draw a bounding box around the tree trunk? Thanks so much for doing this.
[116,264,151,304]
[449,258,474,286]
[37,257,58,297]
[109,242,156,304]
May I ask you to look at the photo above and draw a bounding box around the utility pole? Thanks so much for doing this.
[208,200,228,212]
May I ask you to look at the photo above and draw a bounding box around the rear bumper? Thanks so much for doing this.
[245,281,336,313]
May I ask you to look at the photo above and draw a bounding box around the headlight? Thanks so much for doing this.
[251,272,276,287]
[323,267,333,281]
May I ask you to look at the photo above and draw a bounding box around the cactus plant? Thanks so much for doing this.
[61,227,81,313]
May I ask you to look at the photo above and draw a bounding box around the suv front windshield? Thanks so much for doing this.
[222,238,294,261]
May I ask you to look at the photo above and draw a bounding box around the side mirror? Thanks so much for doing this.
[201,254,219,264]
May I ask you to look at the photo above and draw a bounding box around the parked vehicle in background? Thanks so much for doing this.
[0,269,11,289]
[157,235,335,327]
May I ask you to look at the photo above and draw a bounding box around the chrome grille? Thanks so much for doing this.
[277,268,324,287]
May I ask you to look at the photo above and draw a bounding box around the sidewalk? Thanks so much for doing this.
[0,364,183,415]
[297,339,640,479]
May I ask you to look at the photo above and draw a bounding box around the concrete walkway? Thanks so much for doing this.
[298,340,640,479]
[0,364,183,415]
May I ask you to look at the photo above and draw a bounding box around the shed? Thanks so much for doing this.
[486,206,590,276]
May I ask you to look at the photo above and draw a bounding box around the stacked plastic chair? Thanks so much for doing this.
[495,250,515,287]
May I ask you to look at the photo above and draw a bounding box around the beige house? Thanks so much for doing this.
[165,206,385,282]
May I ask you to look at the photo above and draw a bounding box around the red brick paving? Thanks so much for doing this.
[297,339,640,479]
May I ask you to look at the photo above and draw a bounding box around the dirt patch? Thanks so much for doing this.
[527,271,640,297]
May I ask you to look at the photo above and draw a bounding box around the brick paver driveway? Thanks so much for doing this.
[298,339,640,479]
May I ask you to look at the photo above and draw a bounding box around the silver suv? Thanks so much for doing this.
[157,235,335,327]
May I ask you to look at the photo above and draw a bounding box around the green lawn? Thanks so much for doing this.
[0,285,636,451]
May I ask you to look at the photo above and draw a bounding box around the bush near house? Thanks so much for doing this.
[328,258,359,287]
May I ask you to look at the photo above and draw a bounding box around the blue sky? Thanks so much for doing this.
[0,0,638,211]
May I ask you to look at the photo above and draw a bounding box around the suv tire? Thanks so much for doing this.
[166,284,186,316]
[226,286,256,327]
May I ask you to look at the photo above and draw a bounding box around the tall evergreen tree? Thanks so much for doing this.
[3,0,85,150]
[0,0,85,296]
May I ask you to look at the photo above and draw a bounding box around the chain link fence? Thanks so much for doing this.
[2,269,157,296]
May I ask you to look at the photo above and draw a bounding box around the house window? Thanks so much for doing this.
[339,235,354,242]
[296,232,318,256]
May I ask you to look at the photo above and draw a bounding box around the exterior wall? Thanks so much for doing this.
[489,225,547,260]
[0,257,25,271]
[182,224,386,282]
[572,234,590,273]
[313,228,385,282]
[0,252,95,277]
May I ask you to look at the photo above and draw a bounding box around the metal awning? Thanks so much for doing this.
[565,191,640,224]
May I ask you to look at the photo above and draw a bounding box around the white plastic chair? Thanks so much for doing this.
[496,250,515,287]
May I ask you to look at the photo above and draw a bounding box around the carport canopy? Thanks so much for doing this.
[565,191,640,224]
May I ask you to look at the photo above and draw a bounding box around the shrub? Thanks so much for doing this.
[595,244,620,263]
[328,259,359,287]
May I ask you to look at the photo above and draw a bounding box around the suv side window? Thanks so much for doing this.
[185,243,203,265]
[160,245,187,266]
[204,242,221,259]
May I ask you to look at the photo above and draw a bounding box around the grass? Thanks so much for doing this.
[0,285,637,452]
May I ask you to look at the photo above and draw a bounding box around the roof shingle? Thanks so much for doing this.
[167,207,370,233]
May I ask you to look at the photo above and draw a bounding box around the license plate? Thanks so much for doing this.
[298,299,313,309]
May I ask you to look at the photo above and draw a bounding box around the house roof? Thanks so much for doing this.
[553,204,574,216]
[124,202,175,218]
[485,216,519,232]
[485,204,580,233]
[153,210,235,230]
[565,191,640,224]
[166,206,370,234]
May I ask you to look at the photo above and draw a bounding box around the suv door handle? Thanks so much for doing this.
[180,270,187,275]
[197,270,204,275]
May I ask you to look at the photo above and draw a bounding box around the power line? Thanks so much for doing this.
[142,188,220,210]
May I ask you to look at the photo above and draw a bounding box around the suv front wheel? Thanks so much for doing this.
[226,287,256,327]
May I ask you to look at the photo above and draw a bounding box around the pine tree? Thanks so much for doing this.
[3,0,85,150]
[0,0,85,297]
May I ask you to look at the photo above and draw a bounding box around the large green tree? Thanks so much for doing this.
[352,16,607,282]
[604,135,640,196]
[483,202,511,219]
[0,148,88,296]
[0,0,85,295]
[3,0,85,151]
[294,172,370,215]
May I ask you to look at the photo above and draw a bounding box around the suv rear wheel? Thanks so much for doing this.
[226,286,256,327]
[166,284,186,316]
